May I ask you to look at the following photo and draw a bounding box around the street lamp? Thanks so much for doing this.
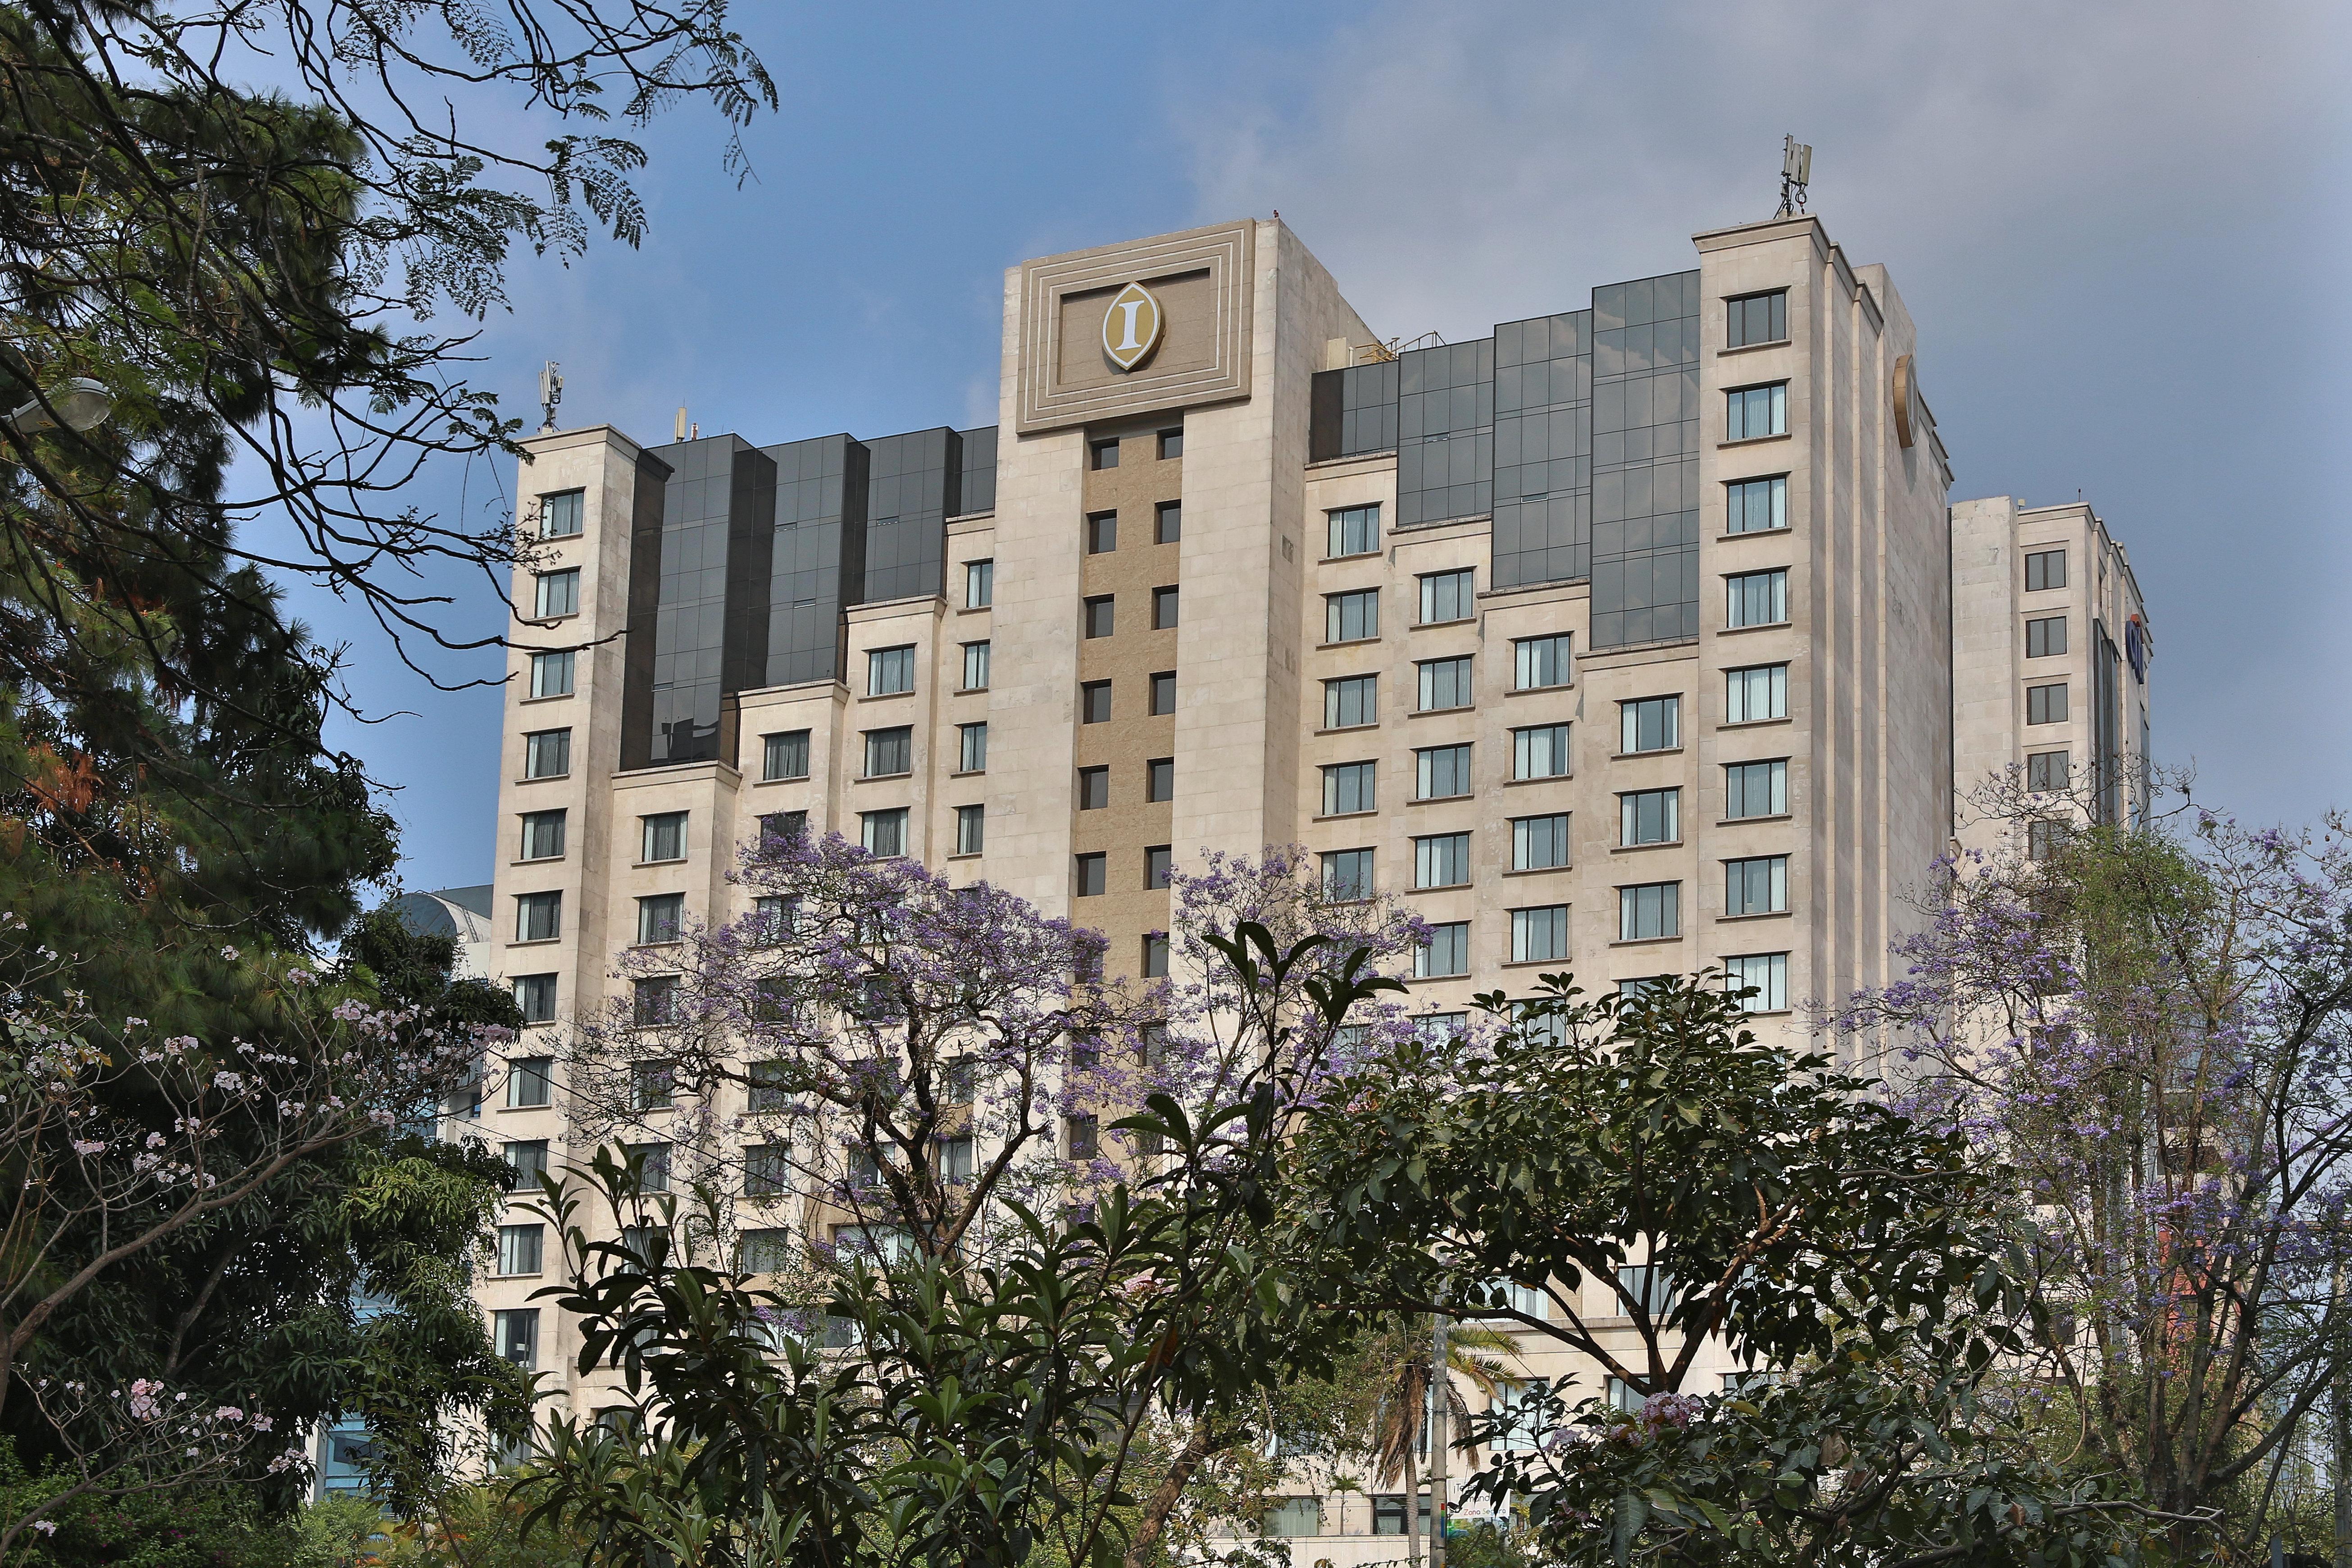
[6,377,115,434]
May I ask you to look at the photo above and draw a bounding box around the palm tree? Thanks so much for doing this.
[1363,1315,1519,1568]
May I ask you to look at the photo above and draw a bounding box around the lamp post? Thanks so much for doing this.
[6,377,115,434]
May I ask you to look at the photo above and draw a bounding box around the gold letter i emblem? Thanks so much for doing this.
[1101,282,1164,372]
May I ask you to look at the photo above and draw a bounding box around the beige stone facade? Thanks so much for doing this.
[464,214,2149,1543]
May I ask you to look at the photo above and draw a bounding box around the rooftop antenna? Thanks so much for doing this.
[537,360,563,433]
[1776,135,1812,218]
[675,406,688,441]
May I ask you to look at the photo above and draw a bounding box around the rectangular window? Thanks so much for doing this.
[1726,382,1788,441]
[636,894,683,945]
[1158,427,1183,459]
[1326,589,1379,643]
[1264,1499,1322,1539]
[1726,664,1789,724]
[1724,952,1788,1012]
[1079,680,1113,723]
[641,811,687,863]
[1514,633,1571,690]
[961,641,991,690]
[739,1228,792,1273]
[1415,832,1471,889]
[1617,1264,1679,1317]
[2028,750,2070,791]
[1083,595,1115,639]
[1145,846,1173,889]
[1619,882,1680,941]
[736,1143,788,1200]
[863,727,912,778]
[504,1140,549,1191]
[540,489,584,539]
[1513,723,1572,780]
[954,804,985,855]
[1725,855,1790,916]
[629,1059,676,1109]
[1155,500,1182,543]
[757,811,806,851]
[497,1223,544,1277]
[1416,922,1470,978]
[1725,288,1788,347]
[965,558,994,608]
[1724,759,1788,819]
[1322,848,1376,901]
[1152,586,1179,629]
[2025,548,2067,591]
[519,809,566,860]
[523,728,570,778]
[1077,765,1110,809]
[1090,438,1119,470]
[1416,656,1473,712]
[958,722,988,773]
[1725,474,1788,534]
[1726,569,1788,628]
[1418,569,1476,625]
[747,1059,790,1111]
[763,729,810,781]
[1322,761,1376,815]
[512,975,557,1025]
[494,1308,539,1370]
[1324,674,1378,729]
[1066,1114,1101,1161]
[2028,819,2071,861]
[2026,616,2067,658]
[2027,683,2069,725]
[1149,671,1176,715]
[1074,853,1107,897]
[1146,757,1174,802]
[751,900,796,948]
[528,650,574,698]
[934,1134,974,1184]
[867,645,914,696]
[506,1054,554,1107]
[1085,514,1119,557]
[861,808,908,857]
[1141,933,1170,977]
[1511,905,1570,964]
[1512,813,1571,870]
[1416,744,1472,800]
[1328,504,1380,558]
[625,1141,672,1192]
[515,891,561,942]
[1620,696,1680,753]
[1620,788,1681,846]
[534,568,580,619]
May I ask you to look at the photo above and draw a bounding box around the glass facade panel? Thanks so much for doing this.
[1589,272,1702,647]
[1493,309,1593,590]
[1398,339,1494,526]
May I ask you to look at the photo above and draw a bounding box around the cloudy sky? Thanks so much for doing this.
[300,0,2351,892]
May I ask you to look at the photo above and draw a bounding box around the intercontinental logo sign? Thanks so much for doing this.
[1101,282,1164,372]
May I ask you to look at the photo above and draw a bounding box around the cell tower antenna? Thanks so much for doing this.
[1776,136,1813,218]
[537,360,564,433]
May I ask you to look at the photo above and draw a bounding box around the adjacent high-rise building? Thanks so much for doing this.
[465,213,2153,1523]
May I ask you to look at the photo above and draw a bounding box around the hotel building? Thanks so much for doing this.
[467,212,2152,1541]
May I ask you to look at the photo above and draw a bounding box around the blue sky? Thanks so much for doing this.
[286,0,2352,893]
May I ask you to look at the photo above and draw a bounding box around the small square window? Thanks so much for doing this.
[1153,586,1179,629]
[1082,680,1114,723]
[1145,845,1173,889]
[1414,832,1470,889]
[515,891,562,942]
[539,490,584,539]
[1513,723,1571,780]
[1510,905,1570,964]
[863,726,912,778]
[757,811,806,850]
[528,650,574,698]
[1146,757,1174,802]
[1416,656,1473,712]
[1619,882,1680,941]
[1087,511,1118,553]
[1157,428,1183,460]
[2026,616,2067,658]
[1141,933,1170,977]
[1327,589,1379,643]
[1724,289,1788,348]
[958,722,988,773]
[1091,438,1120,470]
[1726,569,1788,628]
[744,1143,791,1199]
[2027,750,2070,791]
[1078,766,1110,809]
[1620,696,1680,753]
[1726,664,1789,724]
[641,811,687,863]
[1513,634,1570,690]
[1726,382,1788,441]
[1511,814,1570,871]
[2028,819,2071,861]
[2027,683,2069,725]
[1322,761,1376,815]
[506,1054,554,1106]
[1066,1114,1101,1160]
[2025,549,2066,591]
[1416,922,1470,978]
[624,1141,672,1192]
[636,894,684,945]
[1415,744,1472,801]
[1619,788,1680,846]
[763,729,810,781]
[629,1059,676,1109]
[519,809,566,861]
[965,558,995,608]
[1417,569,1475,625]
[1724,759,1788,819]
[1328,504,1380,558]
[937,1135,974,1184]
[867,645,915,696]
[1084,595,1116,638]
[1074,853,1107,897]
[1724,953,1788,1011]
[504,1140,549,1191]
[632,976,678,1029]
[1725,855,1789,915]
[498,1223,545,1276]
[1149,671,1176,716]
[495,1308,540,1369]
[534,568,580,619]
[861,808,908,857]
[1156,500,1182,543]
[1324,674,1378,728]
[524,728,571,779]
[511,975,557,1024]
[1321,848,1376,901]
[954,804,985,855]
[1725,475,1788,534]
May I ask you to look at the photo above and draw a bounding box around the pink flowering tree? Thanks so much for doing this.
[1832,781,2352,1558]
[0,928,493,1551]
